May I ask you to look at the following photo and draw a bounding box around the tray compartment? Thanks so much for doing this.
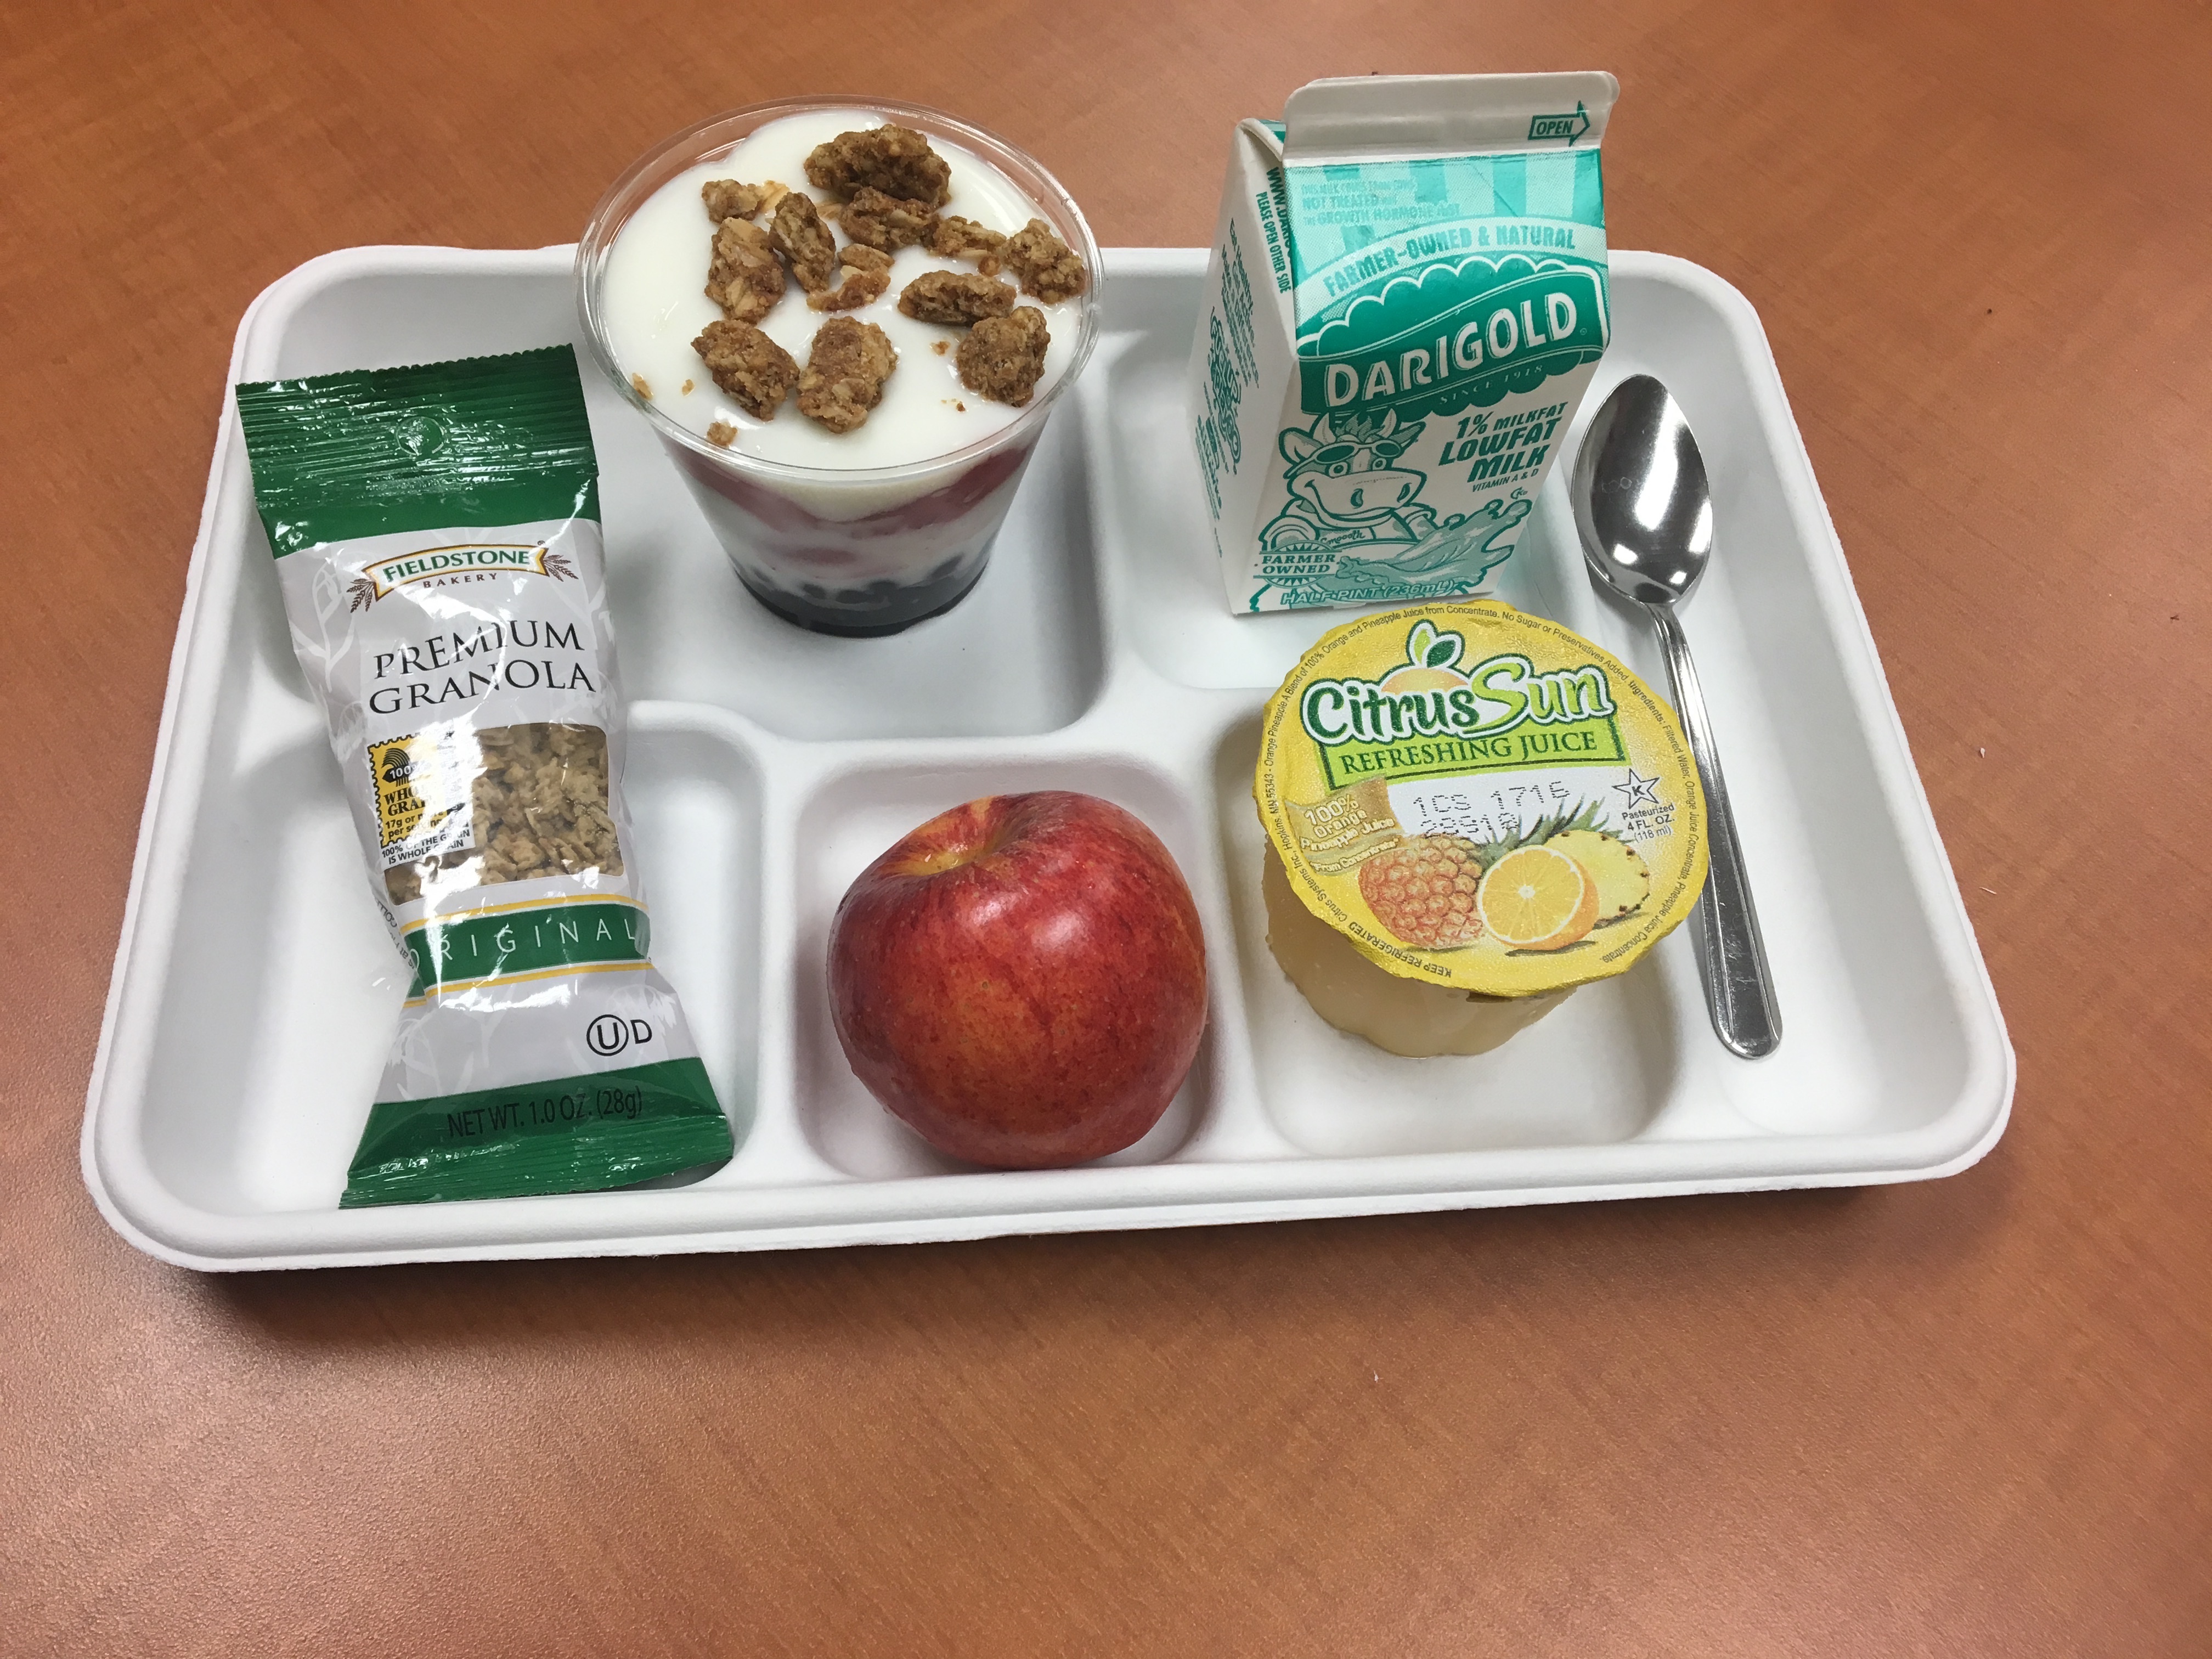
[1207,715,1683,1159]
[619,706,770,1162]
[783,751,1226,1177]
[126,697,769,1216]
[595,386,1110,743]
[145,729,405,1212]
[1090,280,1350,695]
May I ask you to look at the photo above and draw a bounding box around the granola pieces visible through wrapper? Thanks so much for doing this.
[898,270,1017,326]
[475,723,624,884]
[692,319,799,418]
[1003,217,1087,303]
[798,317,897,433]
[232,346,732,1207]
[770,191,838,294]
[804,124,952,207]
[957,305,1050,406]
[706,217,785,323]
[382,721,624,904]
[807,244,894,313]
[928,216,1007,275]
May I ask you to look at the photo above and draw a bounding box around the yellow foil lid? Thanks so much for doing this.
[1255,601,1708,997]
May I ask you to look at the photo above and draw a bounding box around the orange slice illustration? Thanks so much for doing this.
[1476,845,1599,951]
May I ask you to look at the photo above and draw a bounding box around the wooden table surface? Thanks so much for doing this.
[7,1,2209,1652]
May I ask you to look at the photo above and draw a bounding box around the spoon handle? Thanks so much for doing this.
[1645,603,1782,1057]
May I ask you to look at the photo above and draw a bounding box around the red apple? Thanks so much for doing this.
[828,791,1207,1169]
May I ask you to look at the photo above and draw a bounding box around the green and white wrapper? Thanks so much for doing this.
[234,346,732,1206]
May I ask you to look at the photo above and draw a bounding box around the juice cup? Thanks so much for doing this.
[575,97,1102,636]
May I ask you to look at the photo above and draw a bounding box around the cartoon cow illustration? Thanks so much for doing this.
[1256,408,1534,601]
[1260,408,1437,556]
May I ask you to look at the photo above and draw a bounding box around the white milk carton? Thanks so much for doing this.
[1189,72,1618,613]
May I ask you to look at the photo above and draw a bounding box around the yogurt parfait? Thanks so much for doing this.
[577,99,1100,635]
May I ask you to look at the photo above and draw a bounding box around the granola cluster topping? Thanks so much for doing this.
[928,217,1006,274]
[705,217,783,324]
[842,186,940,252]
[689,125,1086,433]
[895,261,1052,407]
[1003,218,1087,303]
[803,125,952,207]
[798,318,898,435]
[896,270,1016,325]
[956,306,1051,408]
[770,191,838,294]
[691,319,799,419]
[701,178,786,223]
[810,244,893,313]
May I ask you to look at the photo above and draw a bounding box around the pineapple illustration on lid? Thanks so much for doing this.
[1254,600,1707,1055]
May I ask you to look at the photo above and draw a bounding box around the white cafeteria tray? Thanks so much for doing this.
[83,246,2013,1270]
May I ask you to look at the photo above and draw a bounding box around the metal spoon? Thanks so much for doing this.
[1571,374,1781,1058]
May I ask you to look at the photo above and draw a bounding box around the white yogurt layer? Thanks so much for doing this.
[600,110,1081,472]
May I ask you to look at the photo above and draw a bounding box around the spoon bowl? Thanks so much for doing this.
[1572,374,1716,608]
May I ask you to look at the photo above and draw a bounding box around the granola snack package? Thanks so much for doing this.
[234,346,733,1206]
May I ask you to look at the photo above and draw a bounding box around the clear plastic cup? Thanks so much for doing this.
[575,97,1102,637]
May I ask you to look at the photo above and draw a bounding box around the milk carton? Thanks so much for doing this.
[1189,72,1618,613]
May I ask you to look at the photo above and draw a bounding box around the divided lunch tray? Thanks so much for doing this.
[84,247,2014,1271]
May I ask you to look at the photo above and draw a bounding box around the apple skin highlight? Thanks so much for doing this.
[828,792,1208,1169]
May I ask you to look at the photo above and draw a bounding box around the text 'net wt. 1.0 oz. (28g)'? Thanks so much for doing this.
[234,346,732,1205]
